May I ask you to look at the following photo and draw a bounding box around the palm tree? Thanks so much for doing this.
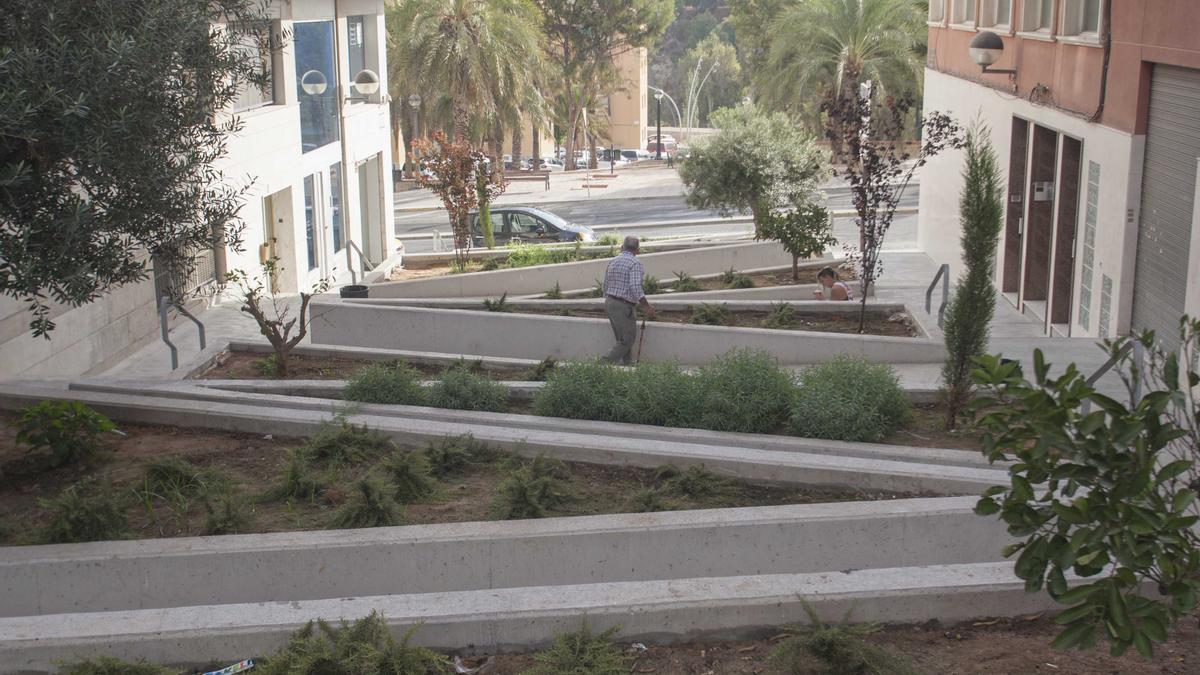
[390,0,542,141]
[757,0,925,139]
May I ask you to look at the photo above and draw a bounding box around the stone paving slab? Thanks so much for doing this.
[0,562,1063,671]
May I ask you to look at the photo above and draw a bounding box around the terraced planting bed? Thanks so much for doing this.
[0,417,926,547]
[196,350,538,381]
[514,306,917,337]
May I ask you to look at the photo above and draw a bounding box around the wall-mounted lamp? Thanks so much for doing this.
[351,69,380,96]
[969,31,1017,76]
[300,69,328,95]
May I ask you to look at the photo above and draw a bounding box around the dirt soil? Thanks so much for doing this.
[512,307,916,338]
[479,612,1200,674]
[684,265,859,292]
[882,404,985,452]
[195,351,535,381]
[0,416,922,546]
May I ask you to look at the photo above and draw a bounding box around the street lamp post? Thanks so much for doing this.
[407,94,422,179]
[654,91,663,160]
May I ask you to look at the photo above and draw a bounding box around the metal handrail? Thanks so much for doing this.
[158,296,206,371]
[1081,340,1142,414]
[925,263,950,328]
[345,240,376,284]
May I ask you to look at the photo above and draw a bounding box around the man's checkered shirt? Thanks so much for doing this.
[602,251,645,304]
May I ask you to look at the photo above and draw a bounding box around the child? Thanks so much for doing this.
[813,266,853,301]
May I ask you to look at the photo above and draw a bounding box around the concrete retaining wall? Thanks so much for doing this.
[366,241,799,298]
[309,301,945,364]
[0,497,1004,617]
[343,297,903,316]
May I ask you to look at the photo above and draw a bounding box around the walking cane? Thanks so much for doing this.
[634,318,647,364]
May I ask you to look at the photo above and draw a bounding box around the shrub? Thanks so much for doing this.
[422,434,494,478]
[694,349,796,433]
[480,257,502,271]
[58,656,174,675]
[533,360,631,422]
[332,476,403,529]
[256,612,452,675]
[344,363,427,406]
[263,448,324,503]
[789,356,909,442]
[630,487,667,513]
[590,279,605,297]
[689,303,731,326]
[381,449,436,502]
[142,456,223,497]
[658,464,727,499]
[203,494,255,535]
[596,233,621,246]
[527,356,559,381]
[39,477,128,543]
[543,282,564,299]
[482,292,512,312]
[427,365,509,412]
[762,302,796,329]
[525,624,630,675]
[642,275,662,295]
[303,416,395,466]
[624,361,698,427]
[15,400,115,468]
[491,454,572,520]
[672,270,701,292]
[768,603,919,675]
[254,353,281,377]
[720,268,755,289]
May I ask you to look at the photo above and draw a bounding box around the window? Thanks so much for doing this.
[303,175,317,271]
[1061,0,1101,38]
[1078,161,1100,331]
[929,0,946,22]
[346,15,380,102]
[1021,0,1055,33]
[979,0,1012,29]
[330,163,343,252]
[230,23,276,111]
[508,213,540,234]
[294,21,340,152]
[952,0,976,25]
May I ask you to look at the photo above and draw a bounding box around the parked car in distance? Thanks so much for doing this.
[619,149,640,163]
[469,206,595,246]
[540,156,564,171]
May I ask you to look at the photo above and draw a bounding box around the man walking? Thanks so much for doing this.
[602,236,656,364]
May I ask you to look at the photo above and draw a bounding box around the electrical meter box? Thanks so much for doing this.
[1032,181,1055,202]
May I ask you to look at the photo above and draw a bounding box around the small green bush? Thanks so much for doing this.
[533,360,631,422]
[480,257,502,271]
[642,275,662,295]
[768,603,920,675]
[789,356,909,442]
[658,464,727,499]
[263,448,323,502]
[527,356,559,381]
[694,349,795,433]
[672,270,701,292]
[381,449,436,502]
[524,624,630,675]
[689,303,731,326]
[544,282,564,299]
[624,361,698,427]
[491,454,572,520]
[142,456,223,497]
[332,476,403,528]
[427,365,509,412]
[203,494,255,535]
[720,268,755,289]
[344,362,427,406]
[57,656,174,675]
[762,302,796,329]
[482,292,512,312]
[422,434,495,477]
[630,488,667,513]
[256,612,452,675]
[254,354,281,377]
[303,416,394,465]
[590,279,605,298]
[15,400,115,468]
[596,233,621,246]
[39,477,128,543]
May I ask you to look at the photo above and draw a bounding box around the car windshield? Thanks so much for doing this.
[522,208,570,230]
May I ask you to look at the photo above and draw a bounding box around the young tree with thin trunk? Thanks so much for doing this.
[941,123,1004,428]
[414,132,501,267]
[823,85,962,333]
[679,104,828,237]
[757,203,837,281]
[226,260,329,378]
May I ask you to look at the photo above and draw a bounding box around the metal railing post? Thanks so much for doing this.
[158,296,206,371]
[924,264,950,329]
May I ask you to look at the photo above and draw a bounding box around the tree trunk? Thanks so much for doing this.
[588,137,598,170]
[792,254,799,282]
[452,103,470,142]
[564,101,581,171]
[512,123,522,166]
[531,121,541,166]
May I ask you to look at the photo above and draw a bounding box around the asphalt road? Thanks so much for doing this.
[395,184,919,254]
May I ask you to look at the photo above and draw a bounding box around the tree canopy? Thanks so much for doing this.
[0,0,272,335]
[678,103,827,234]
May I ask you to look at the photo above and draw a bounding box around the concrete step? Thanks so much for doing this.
[0,562,1061,672]
[0,384,1007,494]
[1,497,1005,618]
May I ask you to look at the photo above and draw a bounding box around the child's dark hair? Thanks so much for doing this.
[817,266,838,281]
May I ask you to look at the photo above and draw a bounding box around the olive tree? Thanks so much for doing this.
[756,203,836,281]
[679,104,828,236]
[0,0,276,335]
